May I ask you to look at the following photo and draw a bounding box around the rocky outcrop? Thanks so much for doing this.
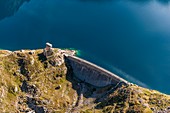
[0,48,170,112]
[0,0,30,20]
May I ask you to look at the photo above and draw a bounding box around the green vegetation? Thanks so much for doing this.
[0,49,170,113]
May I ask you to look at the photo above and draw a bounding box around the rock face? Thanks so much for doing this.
[0,0,30,20]
[0,48,170,113]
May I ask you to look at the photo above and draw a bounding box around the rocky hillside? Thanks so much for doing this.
[0,48,170,113]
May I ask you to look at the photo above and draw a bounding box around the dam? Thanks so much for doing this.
[65,55,129,87]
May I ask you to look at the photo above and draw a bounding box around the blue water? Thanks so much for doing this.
[1,0,170,94]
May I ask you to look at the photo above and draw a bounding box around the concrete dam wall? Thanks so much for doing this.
[65,55,129,87]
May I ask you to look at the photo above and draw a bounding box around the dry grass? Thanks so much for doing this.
[0,49,170,113]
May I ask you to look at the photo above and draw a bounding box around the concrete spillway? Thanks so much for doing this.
[65,55,129,87]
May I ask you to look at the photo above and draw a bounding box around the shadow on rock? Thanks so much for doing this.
[38,53,47,62]
[64,56,122,112]
[27,97,46,113]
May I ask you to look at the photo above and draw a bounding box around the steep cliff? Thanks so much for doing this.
[0,49,170,113]
[0,0,30,20]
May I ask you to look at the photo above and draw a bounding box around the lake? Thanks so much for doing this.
[0,0,170,94]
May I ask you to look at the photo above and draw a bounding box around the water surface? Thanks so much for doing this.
[0,0,170,93]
